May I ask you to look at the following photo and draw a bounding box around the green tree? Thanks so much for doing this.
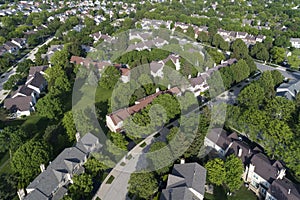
[128,172,158,199]
[205,158,226,186]
[231,39,249,59]
[274,35,291,48]
[258,71,275,99]
[36,93,64,119]
[99,66,121,89]
[238,83,265,108]
[265,97,295,122]
[151,93,180,120]
[224,154,244,192]
[0,126,27,154]
[270,47,285,64]
[45,65,71,95]
[197,32,209,43]
[62,111,76,141]
[11,140,51,184]
[109,132,129,151]
[262,120,293,159]
[271,70,284,86]
[147,141,173,174]
[230,59,250,83]
[84,157,110,177]
[69,174,93,199]
[207,48,225,64]
[250,43,269,61]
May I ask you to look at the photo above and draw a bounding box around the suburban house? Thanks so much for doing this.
[204,128,300,200]
[4,65,48,118]
[11,38,27,48]
[19,133,102,200]
[160,162,207,200]
[70,55,111,71]
[276,79,300,100]
[266,178,300,200]
[290,38,300,49]
[129,30,152,42]
[139,18,172,30]
[150,61,164,78]
[186,58,237,96]
[3,41,19,53]
[41,45,64,61]
[106,87,181,132]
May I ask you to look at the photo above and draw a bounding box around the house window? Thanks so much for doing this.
[251,181,259,189]
[253,174,258,180]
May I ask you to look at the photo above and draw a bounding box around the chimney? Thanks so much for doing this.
[288,189,291,194]
[75,132,81,142]
[40,164,45,172]
[156,88,160,93]
[197,72,201,77]
[180,158,185,164]
[248,149,251,154]
[17,189,25,200]
[238,148,243,157]
[167,84,171,89]
[277,168,286,180]
[188,74,192,79]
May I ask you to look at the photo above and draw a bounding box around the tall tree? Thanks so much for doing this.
[128,172,158,199]
[36,93,64,120]
[224,155,244,192]
[270,47,285,64]
[258,71,275,99]
[205,158,226,186]
[62,111,76,141]
[238,83,265,108]
[11,140,51,184]
[230,59,250,83]
[99,66,121,89]
[68,174,93,199]
[231,39,249,59]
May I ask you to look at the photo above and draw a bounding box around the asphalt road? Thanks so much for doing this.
[255,62,300,80]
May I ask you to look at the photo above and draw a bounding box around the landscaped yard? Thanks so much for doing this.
[205,185,257,200]
[228,186,257,200]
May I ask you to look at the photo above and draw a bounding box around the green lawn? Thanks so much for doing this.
[205,185,257,200]
[21,115,49,138]
[229,186,257,200]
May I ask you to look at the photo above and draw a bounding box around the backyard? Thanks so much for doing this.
[205,185,257,200]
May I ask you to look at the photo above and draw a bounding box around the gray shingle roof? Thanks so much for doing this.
[28,72,46,88]
[24,189,48,200]
[27,147,87,197]
[161,163,206,200]
[161,187,199,200]
[276,79,300,100]
[250,153,284,183]
[268,178,300,200]
[226,140,253,165]
[205,128,238,150]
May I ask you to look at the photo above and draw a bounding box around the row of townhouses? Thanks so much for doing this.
[0,38,27,56]
[3,65,48,118]
[204,128,300,200]
[135,19,266,45]
[18,132,102,200]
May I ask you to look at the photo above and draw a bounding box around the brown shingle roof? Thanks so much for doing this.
[4,96,32,112]
[108,88,181,126]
